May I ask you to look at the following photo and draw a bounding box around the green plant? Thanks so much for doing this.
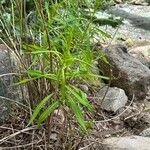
[0,0,109,146]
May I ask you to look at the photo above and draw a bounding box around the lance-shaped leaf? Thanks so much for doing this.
[38,100,61,124]
[27,70,43,77]
[28,94,53,125]
[27,70,57,81]
[14,77,40,85]
[66,85,94,112]
[67,95,86,131]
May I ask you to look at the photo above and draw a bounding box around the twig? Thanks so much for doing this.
[105,26,119,50]
[2,139,42,149]
[0,126,33,135]
[100,69,112,107]
[124,110,141,121]
[79,142,95,150]
[75,135,85,150]
[10,124,17,150]
[0,73,22,78]
[0,96,29,110]
[0,126,38,144]
[95,94,134,123]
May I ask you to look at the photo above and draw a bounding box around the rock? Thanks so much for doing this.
[129,0,148,5]
[50,133,57,141]
[129,45,150,68]
[0,44,24,123]
[78,84,89,93]
[98,44,150,100]
[99,136,150,150]
[96,86,128,112]
[140,128,150,137]
[114,0,123,4]
[0,45,12,123]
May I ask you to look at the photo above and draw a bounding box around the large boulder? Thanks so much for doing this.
[98,44,150,100]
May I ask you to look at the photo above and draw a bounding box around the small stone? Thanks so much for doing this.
[96,86,128,112]
[50,133,57,141]
[78,84,89,93]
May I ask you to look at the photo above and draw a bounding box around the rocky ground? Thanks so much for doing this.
[87,1,150,149]
[0,1,150,150]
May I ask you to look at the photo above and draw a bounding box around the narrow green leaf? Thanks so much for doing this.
[27,70,58,81]
[67,95,86,131]
[38,100,60,124]
[66,85,94,112]
[88,73,110,80]
[28,94,53,125]
[26,50,63,62]
[29,50,50,54]
[27,70,43,77]
[72,86,94,111]
[14,77,40,85]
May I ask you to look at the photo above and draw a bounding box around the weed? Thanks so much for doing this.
[0,0,109,147]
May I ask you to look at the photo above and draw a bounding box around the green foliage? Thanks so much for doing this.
[0,0,110,134]
[28,94,54,125]
[38,100,60,124]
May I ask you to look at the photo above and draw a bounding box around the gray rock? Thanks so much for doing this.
[140,128,150,137]
[0,45,12,122]
[0,44,23,123]
[96,86,128,112]
[129,45,150,68]
[98,44,150,100]
[99,136,150,150]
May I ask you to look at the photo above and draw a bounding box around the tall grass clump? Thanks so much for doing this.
[0,0,110,147]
